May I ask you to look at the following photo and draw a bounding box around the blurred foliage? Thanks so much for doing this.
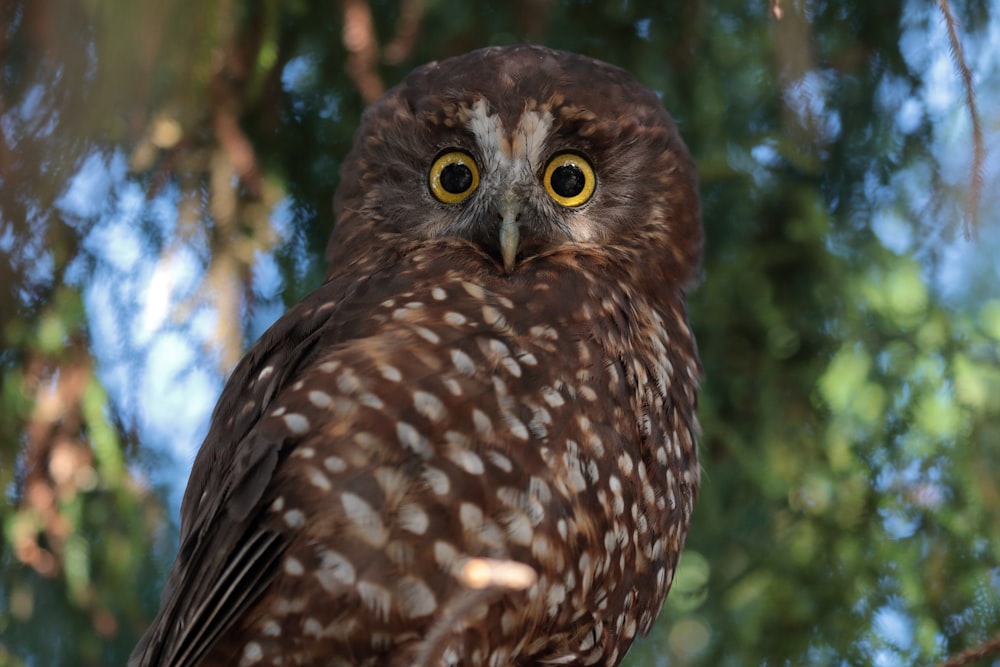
[1,0,998,665]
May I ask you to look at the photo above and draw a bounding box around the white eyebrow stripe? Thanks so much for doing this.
[513,108,554,168]
[466,98,508,168]
[465,99,554,174]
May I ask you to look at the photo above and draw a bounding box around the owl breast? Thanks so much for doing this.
[194,247,699,667]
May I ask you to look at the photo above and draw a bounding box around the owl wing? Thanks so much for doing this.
[129,254,423,667]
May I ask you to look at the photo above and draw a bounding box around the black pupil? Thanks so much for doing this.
[551,164,586,198]
[440,162,473,194]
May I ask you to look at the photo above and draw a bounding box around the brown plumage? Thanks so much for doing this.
[131,45,702,667]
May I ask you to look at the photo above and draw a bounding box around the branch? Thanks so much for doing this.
[342,0,384,105]
[383,0,425,66]
[937,630,1000,667]
[937,0,985,240]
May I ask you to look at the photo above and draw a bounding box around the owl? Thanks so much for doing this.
[130,45,702,667]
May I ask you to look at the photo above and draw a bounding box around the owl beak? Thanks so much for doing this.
[498,197,521,274]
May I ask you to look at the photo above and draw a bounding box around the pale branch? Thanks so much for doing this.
[342,0,385,105]
[383,0,425,66]
[937,0,985,240]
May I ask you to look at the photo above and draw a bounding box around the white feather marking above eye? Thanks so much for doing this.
[462,98,606,245]
[464,99,554,176]
[466,99,508,167]
[513,108,554,168]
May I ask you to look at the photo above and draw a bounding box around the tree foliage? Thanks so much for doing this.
[1,1,997,665]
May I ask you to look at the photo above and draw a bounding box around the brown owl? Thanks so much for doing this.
[130,45,702,667]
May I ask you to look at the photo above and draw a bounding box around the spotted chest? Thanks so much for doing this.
[203,250,699,667]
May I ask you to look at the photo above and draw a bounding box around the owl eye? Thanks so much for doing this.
[429,151,480,204]
[543,153,596,208]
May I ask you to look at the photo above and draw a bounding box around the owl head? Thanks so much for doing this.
[330,45,701,291]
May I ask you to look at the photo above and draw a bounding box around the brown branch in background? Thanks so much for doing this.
[200,0,280,372]
[937,0,984,240]
[383,0,425,65]
[0,4,11,181]
[210,15,264,200]
[0,99,12,184]
[212,99,263,198]
[772,0,822,149]
[342,0,384,104]
[17,342,94,579]
[937,630,1000,667]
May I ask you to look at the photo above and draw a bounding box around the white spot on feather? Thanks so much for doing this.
[505,415,530,440]
[445,311,467,326]
[503,511,534,545]
[316,550,356,590]
[284,557,304,575]
[396,421,433,458]
[336,369,361,393]
[308,390,332,408]
[530,324,559,341]
[472,409,494,437]
[449,449,485,475]
[397,576,437,618]
[318,360,340,374]
[442,377,463,396]
[434,540,458,568]
[423,466,451,496]
[413,390,446,423]
[306,466,331,491]
[240,641,263,666]
[303,618,323,637]
[459,502,484,532]
[357,581,392,622]
[414,326,440,344]
[398,503,429,535]
[380,364,402,382]
[461,280,486,299]
[341,492,388,547]
[323,456,347,472]
[541,386,565,408]
[486,451,513,473]
[450,349,476,375]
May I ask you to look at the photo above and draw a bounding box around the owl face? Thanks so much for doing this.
[331,45,701,288]
[423,98,602,271]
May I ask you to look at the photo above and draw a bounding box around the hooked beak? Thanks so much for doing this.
[498,195,521,274]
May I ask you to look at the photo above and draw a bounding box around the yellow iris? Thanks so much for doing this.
[543,153,596,207]
[428,151,480,204]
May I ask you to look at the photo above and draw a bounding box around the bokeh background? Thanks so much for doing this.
[2,1,999,665]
